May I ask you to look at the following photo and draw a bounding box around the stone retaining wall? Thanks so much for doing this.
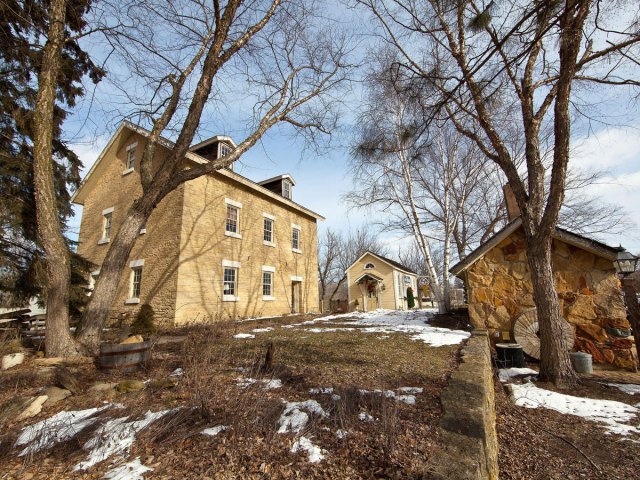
[428,331,498,480]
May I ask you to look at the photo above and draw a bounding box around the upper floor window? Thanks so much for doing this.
[100,207,114,244]
[125,142,137,172]
[264,218,273,243]
[291,224,301,252]
[364,263,375,269]
[224,198,242,239]
[219,143,232,158]
[283,179,292,199]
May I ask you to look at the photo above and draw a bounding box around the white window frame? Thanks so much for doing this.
[291,223,302,253]
[99,207,114,244]
[263,213,276,246]
[126,259,144,304]
[219,142,232,158]
[123,142,137,175]
[282,179,292,199]
[262,266,275,300]
[224,198,242,239]
[222,260,240,301]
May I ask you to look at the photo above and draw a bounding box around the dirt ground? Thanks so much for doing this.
[0,312,463,479]
[496,371,640,480]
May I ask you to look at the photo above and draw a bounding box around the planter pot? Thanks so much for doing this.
[98,340,151,373]
[1,352,25,370]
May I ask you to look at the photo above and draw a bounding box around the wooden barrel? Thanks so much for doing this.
[98,340,151,372]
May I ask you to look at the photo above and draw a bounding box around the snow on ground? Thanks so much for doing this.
[251,327,274,333]
[358,412,375,422]
[498,368,539,383]
[603,383,640,396]
[233,333,255,339]
[15,405,111,456]
[201,425,229,437]
[277,400,327,434]
[169,368,183,377]
[508,382,640,436]
[103,457,152,480]
[356,387,423,405]
[295,309,469,347]
[75,409,175,471]
[235,377,282,390]
[291,436,325,463]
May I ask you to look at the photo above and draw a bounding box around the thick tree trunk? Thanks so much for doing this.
[525,235,578,387]
[621,277,640,371]
[33,0,80,357]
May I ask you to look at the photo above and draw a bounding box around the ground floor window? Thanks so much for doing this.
[263,271,273,296]
[223,267,237,296]
[130,267,142,299]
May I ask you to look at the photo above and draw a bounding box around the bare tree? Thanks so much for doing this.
[318,228,342,311]
[74,0,351,353]
[356,0,640,386]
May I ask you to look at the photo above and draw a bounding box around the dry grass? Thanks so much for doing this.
[0,313,463,479]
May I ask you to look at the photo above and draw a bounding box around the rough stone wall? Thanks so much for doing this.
[174,173,320,325]
[466,228,633,369]
[77,133,183,327]
[428,331,498,480]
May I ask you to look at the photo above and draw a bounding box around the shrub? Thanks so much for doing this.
[406,287,415,309]
[131,303,156,336]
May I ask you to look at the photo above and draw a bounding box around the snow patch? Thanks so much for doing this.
[396,395,416,405]
[201,425,229,437]
[397,387,423,394]
[603,383,640,396]
[233,333,255,339]
[358,412,375,422]
[291,436,325,463]
[15,406,110,456]
[103,457,152,480]
[498,368,539,383]
[309,387,334,395]
[251,327,274,333]
[235,377,282,390]
[509,382,640,436]
[169,368,183,377]
[336,429,348,439]
[74,409,175,471]
[278,400,327,434]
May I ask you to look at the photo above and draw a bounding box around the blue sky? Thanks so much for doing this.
[64,1,640,256]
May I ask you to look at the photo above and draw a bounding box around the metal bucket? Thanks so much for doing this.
[98,340,151,372]
[570,351,593,374]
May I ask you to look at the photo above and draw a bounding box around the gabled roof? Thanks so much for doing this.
[258,174,296,186]
[190,135,237,151]
[449,217,624,277]
[347,251,417,275]
[71,122,324,220]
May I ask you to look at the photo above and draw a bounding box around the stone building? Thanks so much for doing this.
[346,252,418,312]
[450,217,635,369]
[72,122,322,326]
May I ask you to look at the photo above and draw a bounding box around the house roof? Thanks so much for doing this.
[71,122,324,220]
[258,174,296,186]
[347,251,417,275]
[190,135,237,151]
[449,217,624,277]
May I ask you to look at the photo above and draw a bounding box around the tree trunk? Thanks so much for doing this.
[621,277,640,371]
[75,194,153,353]
[526,236,578,387]
[33,0,80,357]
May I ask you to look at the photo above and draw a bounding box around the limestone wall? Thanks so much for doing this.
[466,228,633,369]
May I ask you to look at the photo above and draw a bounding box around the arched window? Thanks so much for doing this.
[364,263,375,269]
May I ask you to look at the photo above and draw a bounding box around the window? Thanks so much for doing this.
[263,271,273,297]
[223,267,237,296]
[100,209,113,243]
[292,224,301,253]
[264,218,273,242]
[219,143,231,158]
[226,205,238,233]
[283,179,292,199]
[131,267,142,298]
[364,263,375,269]
[403,275,412,285]
[123,142,137,174]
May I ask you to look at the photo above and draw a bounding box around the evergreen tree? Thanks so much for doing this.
[0,0,103,307]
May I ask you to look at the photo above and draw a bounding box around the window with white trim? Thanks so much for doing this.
[226,205,239,234]
[292,226,301,251]
[264,218,273,242]
[130,267,142,299]
[126,143,137,170]
[219,143,231,158]
[263,271,273,297]
[223,267,237,296]
[364,263,375,269]
[102,212,112,241]
[283,179,292,199]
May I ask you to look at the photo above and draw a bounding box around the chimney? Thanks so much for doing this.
[503,183,521,221]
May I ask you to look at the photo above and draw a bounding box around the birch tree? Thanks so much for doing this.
[356,0,640,385]
[75,0,351,352]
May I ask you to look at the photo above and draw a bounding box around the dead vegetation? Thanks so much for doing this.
[0,313,462,479]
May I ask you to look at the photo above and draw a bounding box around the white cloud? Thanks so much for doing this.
[572,126,640,172]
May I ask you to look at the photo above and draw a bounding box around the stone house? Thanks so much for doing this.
[72,122,322,326]
[450,216,635,370]
[346,252,418,312]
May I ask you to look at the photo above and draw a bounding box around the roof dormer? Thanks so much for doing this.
[258,174,296,200]
[190,135,237,169]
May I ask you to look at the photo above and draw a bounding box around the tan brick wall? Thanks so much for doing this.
[174,174,320,324]
[77,132,183,326]
[347,253,417,311]
[465,228,633,369]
